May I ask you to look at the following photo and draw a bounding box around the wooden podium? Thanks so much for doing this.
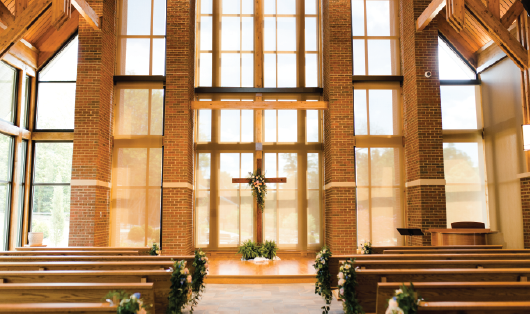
[428,222,497,246]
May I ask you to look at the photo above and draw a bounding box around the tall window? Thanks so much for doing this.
[118,0,167,75]
[31,143,73,247]
[0,62,17,125]
[15,140,27,247]
[0,134,14,250]
[111,84,164,246]
[354,83,403,245]
[36,36,78,130]
[351,0,400,75]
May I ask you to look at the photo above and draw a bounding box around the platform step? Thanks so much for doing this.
[205,274,316,284]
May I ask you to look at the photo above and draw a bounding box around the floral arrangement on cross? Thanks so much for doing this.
[247,169,267,212]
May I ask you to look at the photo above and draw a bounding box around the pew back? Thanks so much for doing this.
[0,261,175,271]
[384,249,530,255]
[15,247,150,255]
[371,245,502,255]
[353,259,530,270]
[0,255,194,262]
[0,303,118,314]
[0,251,139,256]
[418,301,530,314]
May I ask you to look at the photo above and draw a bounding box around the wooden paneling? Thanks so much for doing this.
[36,10,78,68]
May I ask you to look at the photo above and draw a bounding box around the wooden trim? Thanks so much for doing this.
[0,1,14,29]
[352,75,404,82]
[501,0,524,29]
[31,132,74,141]
[416,0,446,31]
[191,100,328,109]
[195,87,323,93]
[71,0,100,30]
[113,75,166,84]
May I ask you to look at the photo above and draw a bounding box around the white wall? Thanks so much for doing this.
[481,58,525,249]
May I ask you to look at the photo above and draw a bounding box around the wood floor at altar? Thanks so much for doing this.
[205,256,317,284]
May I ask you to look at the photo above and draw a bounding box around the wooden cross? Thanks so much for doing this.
[232,158,287,244]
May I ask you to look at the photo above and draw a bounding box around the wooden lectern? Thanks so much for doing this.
[428,222,497,246]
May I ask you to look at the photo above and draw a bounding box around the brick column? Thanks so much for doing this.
[69,0,116,246]
[162,0,195,255]
[521,178,530,248]
[322,0,356,254]
[400,0,447,245]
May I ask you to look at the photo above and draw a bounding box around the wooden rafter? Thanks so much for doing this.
[15,0,28,17]
[501,0,524,29]
[438,13,478,67]
[465,0,528,69]
[487,0,500,19]
[191,100,329,110]
[0,1,15,29]
[52,0,72,30]
[37,10,79,68]
[72,0,99,30]
[417,0,446,31]
[447,0,465,32]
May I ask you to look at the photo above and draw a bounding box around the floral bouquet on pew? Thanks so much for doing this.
[338,259,364,314]
[190,249,209,313]
[104,290,150,314]
[385,282,422,314]
[148,243,161,256]
[358,240,372,254]
[314,246,333,314]
[167,260,193,314]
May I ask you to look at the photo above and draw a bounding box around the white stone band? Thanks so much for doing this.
[323,182,356,190]
[405,179,446,187]
[516,172,530,179]
[70,180,111,188]
[162,182,194,190]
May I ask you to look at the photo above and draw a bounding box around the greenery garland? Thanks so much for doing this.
[247,170,267,212]
[338,259,364,314]
[189,249,209,313]
[385,283,422,314]
[314,246,333,314]
[148,242,161,256]
[104,291,149,314]
[167,260,193,314]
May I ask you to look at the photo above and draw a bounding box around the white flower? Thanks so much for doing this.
[339,288,344,296]
[338,272,344,279]
[321,259,325,264]
[344,264,351,270]
[323,249,326,253]
[316,254,321,259]
[338,279,345,286]
[395,289,403,295]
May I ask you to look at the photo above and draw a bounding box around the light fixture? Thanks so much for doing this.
[523,124,530,151]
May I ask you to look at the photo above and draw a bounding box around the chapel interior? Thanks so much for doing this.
[0,0,530,313]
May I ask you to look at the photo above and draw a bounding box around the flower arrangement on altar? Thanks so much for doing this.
[247,170,267,212]
[148,242,161,256]
[337,259,364,314]
[104,291,150,314]
[385,283,422,314]
[314,246,333,314]
[357,240,372,254]
[190,249,209,313]
[167,260,193,314]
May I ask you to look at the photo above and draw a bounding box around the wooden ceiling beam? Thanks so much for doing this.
[438,14,478,67]
[487,0,500,19]
[465,0,528,69]
[0,0,52,58]
[501,0,524,29]
[72,0,100,30]
[36,10,79,69]
[417,0,446,31]
[447,0,465,32]
[191,101,329,110]
[52,0,72,30]
[0,1,15,29]
[15,0,28,17]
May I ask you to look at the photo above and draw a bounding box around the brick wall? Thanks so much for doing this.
[400,0,447,245]
[69,0,115,246]
[161,0,196,255]
[521,178,530,248]
[322,0,356,254]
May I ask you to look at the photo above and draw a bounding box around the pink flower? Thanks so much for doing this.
[183,268,189,274]
[187,275,192,283]
[205,263,209,269]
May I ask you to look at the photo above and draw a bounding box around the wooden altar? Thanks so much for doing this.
[428,229,498,245]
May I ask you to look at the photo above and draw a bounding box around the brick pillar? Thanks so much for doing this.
[322,0,356,254]
[521,178,530,248]
[162,0,195,255]
[400,0,447,245]
[69,0,116,246]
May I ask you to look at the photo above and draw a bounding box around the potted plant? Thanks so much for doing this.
[28,232,44,247]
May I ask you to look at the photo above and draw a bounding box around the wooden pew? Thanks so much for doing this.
[353,268,530,313]
[16,246,150,255]
[0,269,179,313]
[418,301,530,314]
[0,283,155,312]
[0,302,118,314]
[0,260,176,271]
[0,255,194,262]
[0,250,139,256]
[353,259,530,270]
[375,282,530,314]
[384,249,530,255]
[371,245,502,254]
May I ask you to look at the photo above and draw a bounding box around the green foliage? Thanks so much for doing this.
[167,260,192,314]
[148,243,160,256]
[237,240,260,260]
[128,226,145,242]
[247,170,267,212]
[32,221,49,239]
[104,291,148,314]
[190,249,209,313]
[259,240,278,260]
[386,283,421,314]
[314,246,333,314]
[338,259,364,314]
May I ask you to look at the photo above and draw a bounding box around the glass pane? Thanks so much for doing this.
[441,86,477,130]
[201,0,212,14]
[368,40,391,75]
[355,148,369,186]
[221,53,241,87]
[241,153,254,242]
[200,16,213,51]
[153,0,166,35]
[354,89,368,135]
[356,187,370,245]
[39,36,78,81]
[198,110,212,142]
[220,110,241,142]
[264,0,275,14]
[124,0,151,35]
[118,89,149,135]
[242,0,253,14]
[369,90,394,135]
[124,38,150,75]
[444,143,480,184]
[152,39,166,75]
[0,184,7,250]
[307,153,319,190]
[117,148,147,187]
[279,153,297,245]
[353,39,366,75]
[219,153,239,189]
[242,54,254,87]
[113,188,146,246]
[351,0,365,36]
[371,187,399,245]
[264,54,277,87]
[197,190,210,244]
[242,17,254,51]
[307,189,319,245]
[279,153,297,189]
[36,83,76,130]
[371,148,397,186]
[222,17,240,50]
[197,153,211,189]
[33,143,73,184]
[223,0,240,14]
[21,75,30,130]
[264,18,276,51]
[366,0,390,36]
[15,141,27,246]
[264,190,277,242]
[264,110,276,142]
[31,186,71,247]
[278,54,297,87]
[306,54,318,87]
[151,89,164,135]
[0,134,13,182]
[278,0,296,14]
[200,53,212,86]
[305,0,317,14]
[278,110,297,142]
[241,110,254,142]
[219,153,240,246]
[148,148,162,186]
[264,153,277,189]
[147,188,161,244]
[277,18,296,51]
[307,110,319,142]
[0,62,16,124]
[438,38,475,80]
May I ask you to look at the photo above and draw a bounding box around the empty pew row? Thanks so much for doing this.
[0,283,155,312]
[371,245,502,254]
[0,250,140,256]
[384,249,530,255]
[0,255,195,262]
[352,268,530,313]
[352,259,530,270]
[0,260,178,271]
[375,282,530,314]
[15,247,151,255]
[418,301,530,314]
[0,303,118,314]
